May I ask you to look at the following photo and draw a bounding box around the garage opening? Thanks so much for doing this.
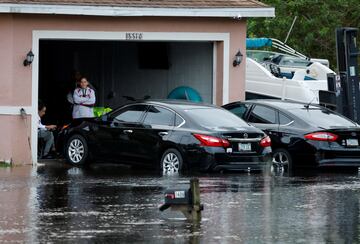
[38,40,214,125]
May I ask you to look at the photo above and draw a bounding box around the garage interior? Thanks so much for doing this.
[39,40,214,125]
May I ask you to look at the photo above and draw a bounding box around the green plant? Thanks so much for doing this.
[0,162,11,168]
[248,0,360,70]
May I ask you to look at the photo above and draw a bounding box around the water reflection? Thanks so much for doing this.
[0,164,360,243]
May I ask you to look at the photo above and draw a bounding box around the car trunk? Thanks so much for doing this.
[220,131,265,154]
[327,128,360,149]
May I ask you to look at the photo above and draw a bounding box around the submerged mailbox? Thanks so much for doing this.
[159,188,192,211]
[159,178,204,221]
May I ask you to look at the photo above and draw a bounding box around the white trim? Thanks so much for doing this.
[30,30,231,164]
[223,39,230,105]
[0,4,275,18]
[31,31,40,165]
[32,31,229,41]
[0,106,33,115]
[212,42,217,104]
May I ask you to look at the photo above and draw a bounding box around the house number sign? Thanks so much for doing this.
[126,33,143,40]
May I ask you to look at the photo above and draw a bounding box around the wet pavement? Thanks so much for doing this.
[1,162,360,243]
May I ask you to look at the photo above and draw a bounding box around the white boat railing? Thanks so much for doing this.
[271,38,309,60]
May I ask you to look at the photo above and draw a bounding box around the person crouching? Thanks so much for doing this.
[72,77,96,119]
[38,101,57,159]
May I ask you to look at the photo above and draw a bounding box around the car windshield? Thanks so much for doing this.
[185,108,249,130]
[246,50,277,63]
[279,56,311,67]
[291,107,358,128]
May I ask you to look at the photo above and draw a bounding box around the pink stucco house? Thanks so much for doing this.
[0,0,274,164]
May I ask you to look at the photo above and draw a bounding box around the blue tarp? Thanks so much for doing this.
[246,38,272,48]
[167,86,203,102]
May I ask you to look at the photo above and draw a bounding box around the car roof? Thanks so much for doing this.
[237,99,320,111]
[136,99,219,110]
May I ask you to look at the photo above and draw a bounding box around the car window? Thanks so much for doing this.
[143,106,175,126]
[290,107,357,128]
[279,112,293,125]
[228,104,250,119]
[175,114,185,127]
[184,108,249,130]
[114,105,147,123]
[279,56,311,67]
[248,105,277,124]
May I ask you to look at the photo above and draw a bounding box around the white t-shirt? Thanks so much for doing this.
[38,114,46,130]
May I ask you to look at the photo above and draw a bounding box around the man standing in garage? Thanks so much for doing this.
[72,77,96,119]
[66,70,82,106]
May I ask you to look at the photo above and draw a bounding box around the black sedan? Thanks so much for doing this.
[223,99,360,173]
[57,100,272,174]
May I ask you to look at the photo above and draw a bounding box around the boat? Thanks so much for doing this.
[245,38,335,103]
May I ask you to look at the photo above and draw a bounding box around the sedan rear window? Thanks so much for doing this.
[292,108,357,128]
[185,108,249,129]
[143,106,175,126]
[279,113,293,125]
[248,105,277,124]
[227,104,250,119]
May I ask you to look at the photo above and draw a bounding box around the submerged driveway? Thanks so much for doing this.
[0,163,360,243]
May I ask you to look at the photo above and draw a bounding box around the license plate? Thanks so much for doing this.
[239,143,252,151]
[174,191,185,198]
[346,139,359,147]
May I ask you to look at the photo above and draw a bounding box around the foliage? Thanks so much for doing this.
[0,162,11,168]
[248,0,360,70]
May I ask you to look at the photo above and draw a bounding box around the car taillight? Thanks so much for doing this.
[304,132,338,142]
[193,134,230,148]
[260,136,271,147]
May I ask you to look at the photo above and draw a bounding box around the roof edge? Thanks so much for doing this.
[0,3,275,18]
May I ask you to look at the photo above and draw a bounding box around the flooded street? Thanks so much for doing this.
[1,163,360,243]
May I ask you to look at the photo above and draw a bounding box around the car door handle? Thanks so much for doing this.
[158,132,168,136]
[123,130,133,134]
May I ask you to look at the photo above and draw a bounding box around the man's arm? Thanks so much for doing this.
[73,89,90,104]
[38,122,46,130]
[81,89,96,105]
[45,125,57,130]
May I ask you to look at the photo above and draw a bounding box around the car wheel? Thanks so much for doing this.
[65,134,89,166]
[272,148,293,176]
[160,149,183,176]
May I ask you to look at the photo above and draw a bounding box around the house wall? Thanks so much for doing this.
[0,13,246,164]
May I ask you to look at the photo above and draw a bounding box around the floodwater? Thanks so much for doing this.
[1,163,360,243]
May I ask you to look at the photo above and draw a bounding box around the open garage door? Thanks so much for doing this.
[39,40,214,125]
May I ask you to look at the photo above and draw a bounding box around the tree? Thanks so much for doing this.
[248,0,360,70]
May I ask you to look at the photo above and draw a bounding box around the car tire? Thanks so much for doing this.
[65,134,89,166]
[160,148,183,176]
[272,148,293,176]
